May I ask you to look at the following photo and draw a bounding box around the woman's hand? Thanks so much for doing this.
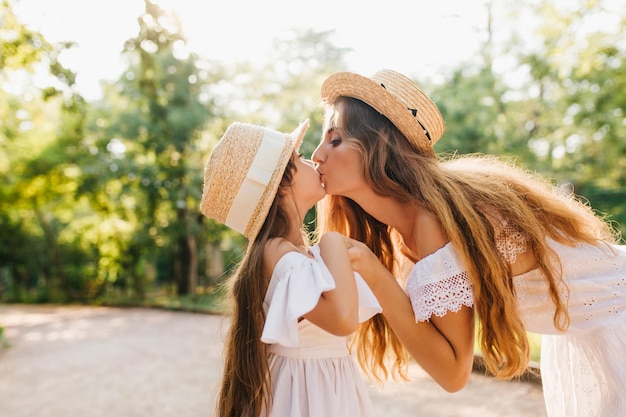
[344,237,388,289]
[344,237,372,270]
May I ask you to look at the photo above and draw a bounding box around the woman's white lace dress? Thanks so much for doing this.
[261,245,382,417]
[406,226,626,417]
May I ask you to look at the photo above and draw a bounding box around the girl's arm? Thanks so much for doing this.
[303,231,359,336]
[346,237,475,392]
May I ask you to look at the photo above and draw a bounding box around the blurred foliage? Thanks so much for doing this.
[0,0,624,309]
[0,324,7,348]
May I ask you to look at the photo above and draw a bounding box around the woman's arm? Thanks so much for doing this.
[303,232,359,336]
[346,237,475,392]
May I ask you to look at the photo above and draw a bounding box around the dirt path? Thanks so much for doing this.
[0,304,547,417]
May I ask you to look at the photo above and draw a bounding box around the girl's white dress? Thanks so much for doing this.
[261,245,381,417]
[406,232,626,417]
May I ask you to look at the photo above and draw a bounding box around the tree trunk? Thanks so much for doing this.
[206,243,224,286]
[34,205,68,301]
[187,234,198,300]
[175,207,190,296]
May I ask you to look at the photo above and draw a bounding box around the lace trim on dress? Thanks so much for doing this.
[405,243,475,322]
[406,217,529,322]
[410,270,474,322]
[494,218,528,264]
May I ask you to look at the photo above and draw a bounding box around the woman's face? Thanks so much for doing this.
[312,101,368,198]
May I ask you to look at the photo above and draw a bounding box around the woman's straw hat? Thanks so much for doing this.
[200,120,309,240]
[321,69,444,157]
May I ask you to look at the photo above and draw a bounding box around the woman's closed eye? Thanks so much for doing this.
[324,126,342,146]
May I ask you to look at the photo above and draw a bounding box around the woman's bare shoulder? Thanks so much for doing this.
[414,207,448,259]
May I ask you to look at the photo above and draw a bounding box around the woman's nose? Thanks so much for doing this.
[312,145,323,163]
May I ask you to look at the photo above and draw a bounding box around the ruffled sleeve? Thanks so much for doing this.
[261,252,334,347]
[354,271,382,322]
[307,245,381,322]
[405,242,474,322]
[261,247,382,347]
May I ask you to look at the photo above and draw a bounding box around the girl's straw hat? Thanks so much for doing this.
[200,120,309,240]
[321,69,444,157]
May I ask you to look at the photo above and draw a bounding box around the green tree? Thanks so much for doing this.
[512,0,626,233]
[1,0,93,301]
[431,1,532,159]
[84,0,213,297]
[433,0,625,234]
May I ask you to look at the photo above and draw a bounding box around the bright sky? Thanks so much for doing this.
[13,0,492,100]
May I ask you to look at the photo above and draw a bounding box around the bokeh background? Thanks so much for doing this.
[1,0,624,350]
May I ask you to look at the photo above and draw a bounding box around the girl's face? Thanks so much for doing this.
[291,150,326,208]
[312,102,367,198]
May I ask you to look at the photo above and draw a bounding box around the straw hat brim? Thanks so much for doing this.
[200,120,309,241]
[321,71,437,157]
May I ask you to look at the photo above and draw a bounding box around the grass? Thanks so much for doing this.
[527,332,542,363]
[99,285,231,315]
[0,325,7,348]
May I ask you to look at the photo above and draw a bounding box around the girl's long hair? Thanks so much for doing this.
[217,157,297,417]
[318,97,619,380]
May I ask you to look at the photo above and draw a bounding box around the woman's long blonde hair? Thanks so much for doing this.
[217,156,299,417]
[318,97,619,380]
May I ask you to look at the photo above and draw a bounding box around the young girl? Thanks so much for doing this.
[312,69,626,417]
[200,120,381,417]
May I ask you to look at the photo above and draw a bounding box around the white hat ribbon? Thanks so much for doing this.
[225,129,288,235]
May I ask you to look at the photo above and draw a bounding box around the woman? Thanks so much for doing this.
[312,69,626,417]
